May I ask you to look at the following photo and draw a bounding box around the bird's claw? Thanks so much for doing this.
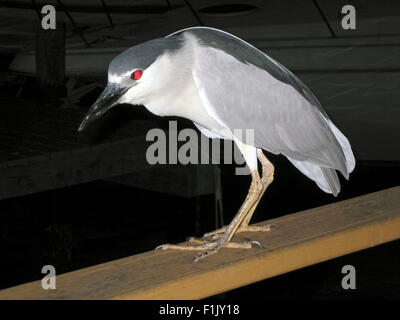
[155,244,170,250]
[155,238,262,262]
[249,240,261,248]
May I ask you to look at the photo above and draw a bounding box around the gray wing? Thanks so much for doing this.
[167,27,329,119]
[168,27,352,193]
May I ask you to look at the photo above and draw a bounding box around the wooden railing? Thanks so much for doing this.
[0,186,399,299]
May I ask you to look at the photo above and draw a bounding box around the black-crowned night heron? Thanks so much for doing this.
[78,27,355,262]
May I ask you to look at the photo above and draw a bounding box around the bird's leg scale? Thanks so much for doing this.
[156,171,264,261]
[240,150,274,227]
[203,150,275,240]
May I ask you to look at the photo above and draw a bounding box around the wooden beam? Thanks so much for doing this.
[35,21,66,106]
[107,164,216,198]
[0,186,399,299]
[0,137,149,200]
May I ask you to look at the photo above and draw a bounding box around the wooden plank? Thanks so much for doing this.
[264,45,400,71]
[0,186,398,300]
[253,34,400,48]
[35,21,66,106]
[108,164,216,198]
[0,100,172,199]
[0,137,149,200]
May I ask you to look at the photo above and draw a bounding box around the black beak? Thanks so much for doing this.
[78,84,128,131]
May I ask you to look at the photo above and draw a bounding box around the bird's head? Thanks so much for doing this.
[78,37,183,131]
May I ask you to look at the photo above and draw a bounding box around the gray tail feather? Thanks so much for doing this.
[321,167,341,197]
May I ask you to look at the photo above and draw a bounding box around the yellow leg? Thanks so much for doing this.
[156,170,264,262]
[203,150,275,239]
[158,238,260,250]
[241,149,274,226]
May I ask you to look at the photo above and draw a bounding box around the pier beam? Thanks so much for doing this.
[35,21,66,107]
[0,186,398,299]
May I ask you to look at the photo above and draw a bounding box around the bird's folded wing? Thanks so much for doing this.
[192,121,226,139]
[167,27,354,194]
[168,27,330,119]
[191,42,348,177]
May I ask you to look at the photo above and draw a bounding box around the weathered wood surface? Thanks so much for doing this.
[0,186,398,300]
[0,98,216,199]
[108,163,216,198]
[35,22,66,105]
[0,99,151,199]
[35,22,65,88]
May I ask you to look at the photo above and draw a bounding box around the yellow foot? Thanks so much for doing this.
[155,238,261,262]
[203,224,275,239]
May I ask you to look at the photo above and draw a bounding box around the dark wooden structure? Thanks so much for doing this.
[0,96,215,200]
[35,22,66,106]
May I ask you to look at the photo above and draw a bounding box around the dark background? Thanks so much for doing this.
[0,0,399,299]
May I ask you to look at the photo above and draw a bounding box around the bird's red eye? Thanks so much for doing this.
[131,70,142,80]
